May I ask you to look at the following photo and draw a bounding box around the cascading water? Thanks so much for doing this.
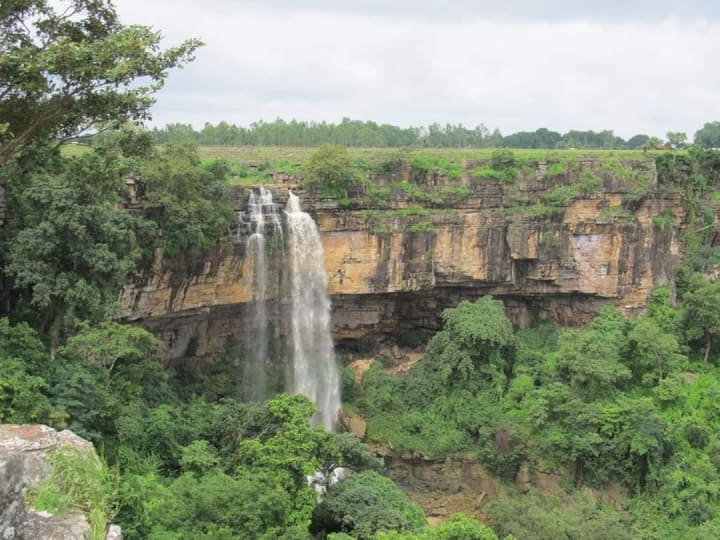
[243,187,283,401]
[285,191,341,430]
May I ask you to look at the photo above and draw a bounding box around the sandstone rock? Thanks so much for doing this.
[347,358,374,384]
[119,158,688,364]
[515,462,532,493]
[341,413,367,440]
[533,467,563,496]
[0,424,121,540]
[385,455,499,497]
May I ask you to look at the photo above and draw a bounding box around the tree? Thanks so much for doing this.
[303,144,359,194]
[643,136,664,152]
[627,134,650,149]
[137,142,233,256]
[435,296,516,383]
[4,149,140,346]
[666,132,688,150]
[682,273,720,362]
[237,394,338,531]
[556,307,631,399]
[695,122,720,149]
[312,471,426,539]
[377,514,499,540]
[59,322,158,373]
[0,0,201,165]
[627,317,685,383]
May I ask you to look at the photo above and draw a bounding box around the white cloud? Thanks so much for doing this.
[114,0,720,138]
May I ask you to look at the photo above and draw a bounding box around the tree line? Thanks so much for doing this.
[148,118,720,150]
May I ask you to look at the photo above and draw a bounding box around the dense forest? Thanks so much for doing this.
[3,1,720,539]
[148,119,720,150]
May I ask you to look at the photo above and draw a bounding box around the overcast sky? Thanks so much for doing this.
[113,0,720,138]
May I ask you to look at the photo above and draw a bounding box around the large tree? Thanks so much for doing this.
[683,273,720,362]
[0,1,204,341]
[0,0,201,166]
[694,122,720,149]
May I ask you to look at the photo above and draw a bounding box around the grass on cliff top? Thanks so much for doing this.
[198,145,657,165]
[60,144,664,185]
[197,145,662,181]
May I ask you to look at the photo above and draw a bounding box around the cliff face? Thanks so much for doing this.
[120,157,684,361]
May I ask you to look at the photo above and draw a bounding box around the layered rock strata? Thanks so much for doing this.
[120,157,684,361]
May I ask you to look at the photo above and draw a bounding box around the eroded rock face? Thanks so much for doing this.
[120,157,686,362]
[0,424,120,540]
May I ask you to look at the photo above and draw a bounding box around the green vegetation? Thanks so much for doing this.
[695,121,720,149]
[150,120,687,151]
[6,2,720,539]
[345,280,720,537]
[410,155,463,179]
[304,144,361,196]
[27,448,116,540]
[312,471,426,539]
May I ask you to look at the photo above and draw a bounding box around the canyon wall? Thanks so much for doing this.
[119,156,685,362]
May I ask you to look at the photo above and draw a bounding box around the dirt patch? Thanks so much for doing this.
[347,358,374,383]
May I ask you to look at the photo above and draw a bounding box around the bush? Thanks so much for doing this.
[303,145,359,194]
[312,471,426,539]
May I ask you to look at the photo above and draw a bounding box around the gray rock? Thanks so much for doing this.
[0,424,121,540]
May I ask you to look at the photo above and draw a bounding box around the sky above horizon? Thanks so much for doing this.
[113,0,720,139]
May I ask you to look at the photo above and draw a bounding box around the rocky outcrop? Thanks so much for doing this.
[0,424,120,540]
[120,157,686,362]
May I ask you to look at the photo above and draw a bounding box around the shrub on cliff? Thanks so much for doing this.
[303,144,360,196]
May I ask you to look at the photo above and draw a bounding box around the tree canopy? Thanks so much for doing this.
[0,0,200,165]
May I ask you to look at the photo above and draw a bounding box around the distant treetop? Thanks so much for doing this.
[148,117,705,150]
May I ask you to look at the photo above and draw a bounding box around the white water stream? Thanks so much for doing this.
[285,191,341,429]
[244,187,282,401]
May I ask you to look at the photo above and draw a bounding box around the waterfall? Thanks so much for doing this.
[285,191,341,430]
[243,187,283,401]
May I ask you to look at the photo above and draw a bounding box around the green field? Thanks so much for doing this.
[60,143,666,186]
[197,144,656,166]
[195,145,662,185]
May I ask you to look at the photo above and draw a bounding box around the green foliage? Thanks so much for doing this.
[0,0,201,165]
[695,122,720,149]
[60,322,158,372]
[410,155,462,179]
[376,514,499,539]
[407,221,435,233]
[682,273,720,362]
[555,307,631,399]
[27,448,117,540]
[545,161,566,177]
[667,131,688,150]
[0,318,65,424]
[312,471,426,539]
[490,148,517,171]
[441,298,516,359]
[138,142,234,256]
[4,149,140,343]
[0,355,62,424]
[487,490,632,540]
[303,144,359,194]
[652,210,676,229]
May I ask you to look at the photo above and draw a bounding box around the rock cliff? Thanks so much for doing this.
[120,156,684,362]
